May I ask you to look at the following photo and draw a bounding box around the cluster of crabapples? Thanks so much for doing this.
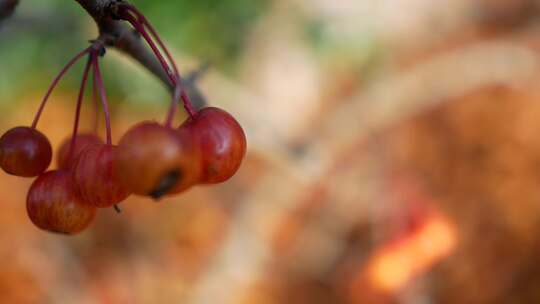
[0,2,246,235]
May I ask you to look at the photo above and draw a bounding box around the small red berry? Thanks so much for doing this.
[72,143,131,208]
[27,170,96,234]
[0,126,52,177]
[115,122,201,199]
[57,133,102,170]
[181,107,246,183]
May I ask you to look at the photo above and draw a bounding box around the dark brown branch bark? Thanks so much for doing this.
[74,0,176,89]
[74,0,206,109]
[1,0,206,108]
[0,0,19,23]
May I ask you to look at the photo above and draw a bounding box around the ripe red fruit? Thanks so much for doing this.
[181,107,246,183]
[0,126,52,177]
[115,122,201,199]
[57,133,103,169]
[72,143,131,207]
[27,170,96,234]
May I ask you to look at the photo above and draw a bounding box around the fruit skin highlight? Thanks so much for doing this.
[115,122,201,199]
[181,107,246,184]
[0,126,52,177]
[27,170,96,234]
[72,143,131,208]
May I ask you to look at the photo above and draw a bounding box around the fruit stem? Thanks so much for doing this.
[67,55,93,165]
[31,47,91,129]
[117,6,197,118]
[120,4,179,76]
[92,69,100,134]
[179,82,197,118]
[92,52,113,145]
[121,12,176,86]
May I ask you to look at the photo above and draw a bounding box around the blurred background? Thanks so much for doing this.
[2,0,540,303]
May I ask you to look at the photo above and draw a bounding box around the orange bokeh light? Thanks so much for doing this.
[350,211,457,300]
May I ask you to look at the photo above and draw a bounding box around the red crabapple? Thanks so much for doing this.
[181,107,246,183]
[115,122,201,199]
[57,133,102,170]
[72,143,131,207]
[27,170,96,234]
[0,126,52,177]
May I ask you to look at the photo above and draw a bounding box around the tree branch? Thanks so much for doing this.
[74,0,206,109]
[0,0,19,24]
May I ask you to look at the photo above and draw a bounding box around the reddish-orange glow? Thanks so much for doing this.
[352,212,457,297]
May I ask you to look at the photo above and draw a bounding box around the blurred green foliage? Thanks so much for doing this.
[135,0,268,66]
[0,0,268,105]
